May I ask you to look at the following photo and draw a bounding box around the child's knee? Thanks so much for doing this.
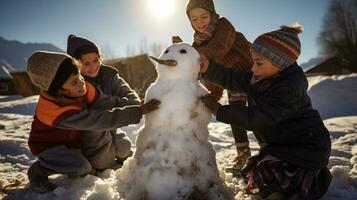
[76,159,93,176]
[114,134,132,158]
[38,145,93,176]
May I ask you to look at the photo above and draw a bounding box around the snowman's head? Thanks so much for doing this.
[150,43,200,81]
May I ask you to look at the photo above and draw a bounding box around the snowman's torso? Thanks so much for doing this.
[144,78,209,129]
[115,43,226,200]
[129,79,223,199]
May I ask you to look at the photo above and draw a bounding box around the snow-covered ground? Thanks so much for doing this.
[307,74,357,120]
[0,74,356,199]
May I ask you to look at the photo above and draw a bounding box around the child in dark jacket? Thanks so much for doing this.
[184,0,257,173]
[200,24,332,199]
[66,35,140,170]
[26,51,160,193]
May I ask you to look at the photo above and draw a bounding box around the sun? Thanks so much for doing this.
[148,0,175,18]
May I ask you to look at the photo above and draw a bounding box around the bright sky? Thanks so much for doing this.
[0,0,330,63]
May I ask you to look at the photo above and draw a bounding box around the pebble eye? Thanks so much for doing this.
[180,49,187,54]
[164,49,169,54]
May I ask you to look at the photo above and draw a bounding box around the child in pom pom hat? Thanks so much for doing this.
[199,23,332,199]
[181,0,262,173]
[26,51,160,193]
[67,35,142,171]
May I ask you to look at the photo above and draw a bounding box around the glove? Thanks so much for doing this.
[141,99,161,114]
[193,21,215,46]
[200,94,221,116]
[194,31,213,46]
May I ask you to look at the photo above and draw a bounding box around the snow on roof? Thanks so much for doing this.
[0,66,13,79]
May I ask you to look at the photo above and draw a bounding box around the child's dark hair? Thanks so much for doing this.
[73,44,100,60]
[48,58,80,96]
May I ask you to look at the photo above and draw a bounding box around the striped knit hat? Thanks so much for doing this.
[251,23,303,69]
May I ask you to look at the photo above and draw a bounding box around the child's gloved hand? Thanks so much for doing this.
[194,31,213,46]
[172,36,183,44]
[141,99,161,114]
[200,95,221,116]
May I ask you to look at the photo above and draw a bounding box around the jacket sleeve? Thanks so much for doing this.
[194,18,236,59]
[89,77,140,111]
[57,105,142,131]
[201,60,251,92]
[87,87,127,110]
[216,86,299,131]
[111,74,141,105]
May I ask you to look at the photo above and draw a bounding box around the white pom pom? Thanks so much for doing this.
[281,22,304,34]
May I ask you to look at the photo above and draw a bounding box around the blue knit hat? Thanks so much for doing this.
[67,35,99,59]
[251,23,303,69]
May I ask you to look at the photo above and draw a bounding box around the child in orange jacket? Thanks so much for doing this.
[26,51,160,193]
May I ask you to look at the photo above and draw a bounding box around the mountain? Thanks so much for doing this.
[0,36,64,71]
[300,57,324,71]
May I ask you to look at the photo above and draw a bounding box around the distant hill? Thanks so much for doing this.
[0,36,64,71]
[300,57,324,71]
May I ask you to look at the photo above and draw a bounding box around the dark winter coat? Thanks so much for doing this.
[202,61,331,169]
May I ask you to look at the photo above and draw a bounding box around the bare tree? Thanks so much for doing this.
[126,45,137,57]
[149,42,165,57]
[318,0,357,66]
[101,44,117,60]
[126,38,166,57]
[139,38,148,55]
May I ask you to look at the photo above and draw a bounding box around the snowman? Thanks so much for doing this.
[114,43,227,200]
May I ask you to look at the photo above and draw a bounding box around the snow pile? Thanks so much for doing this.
[0,95,38,116]
[113,43,228,199]
[0,113,34,190]
[307,73,357,120]
[322,116,357,199]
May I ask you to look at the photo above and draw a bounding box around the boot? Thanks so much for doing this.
[240,155,260,178]
[225,142,251,175]
[27,161,56,193]
[116,150,133,166]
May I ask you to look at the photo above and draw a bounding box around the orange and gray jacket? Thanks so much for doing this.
[29,82,142,155]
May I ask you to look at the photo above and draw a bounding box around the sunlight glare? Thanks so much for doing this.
[148,0,175,18]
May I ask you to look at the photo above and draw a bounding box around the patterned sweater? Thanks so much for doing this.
[193,17,253,99]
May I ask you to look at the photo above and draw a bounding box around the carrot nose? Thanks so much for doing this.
[149,56,177,67]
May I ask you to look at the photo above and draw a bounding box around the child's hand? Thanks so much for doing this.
[200,95,221,116]
[199,53,209,73]
[194,32,212,45]
[141,99,161,114]
[172,36,183,44]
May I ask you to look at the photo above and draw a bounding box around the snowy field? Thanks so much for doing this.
[0,74,356,199]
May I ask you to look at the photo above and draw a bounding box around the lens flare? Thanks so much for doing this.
[148,0,175,18]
